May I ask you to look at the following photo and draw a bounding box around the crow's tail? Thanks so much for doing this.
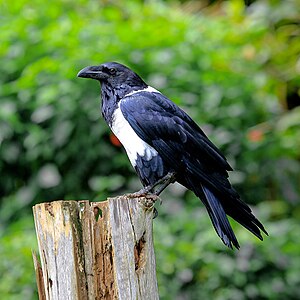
[187,179,267,249]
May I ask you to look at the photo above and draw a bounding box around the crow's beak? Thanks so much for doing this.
[77,66,108,80]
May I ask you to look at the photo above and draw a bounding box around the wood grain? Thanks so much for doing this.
[32,196,159,300]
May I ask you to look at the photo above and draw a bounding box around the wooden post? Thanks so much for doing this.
[32,196,159,300]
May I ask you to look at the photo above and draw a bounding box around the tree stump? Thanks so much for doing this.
[32,196,159,300]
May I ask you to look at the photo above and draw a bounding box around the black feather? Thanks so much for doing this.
[78,62,268,249]
[120,91,267,248]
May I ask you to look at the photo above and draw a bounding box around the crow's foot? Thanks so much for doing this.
[153,207,158,219]
[126,191,162,204]
[125,192,161,218]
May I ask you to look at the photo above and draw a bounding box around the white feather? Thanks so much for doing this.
[110,102,158,167]
[124,86,160,98]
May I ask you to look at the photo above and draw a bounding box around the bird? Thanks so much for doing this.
[77,61,267,249]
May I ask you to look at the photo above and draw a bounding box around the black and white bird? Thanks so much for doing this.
[77,62,267,249]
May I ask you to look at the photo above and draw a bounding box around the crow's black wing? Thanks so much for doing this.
[120,91,234,197]
[120,91,267,248]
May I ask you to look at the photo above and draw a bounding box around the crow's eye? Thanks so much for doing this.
[109,68,116,75]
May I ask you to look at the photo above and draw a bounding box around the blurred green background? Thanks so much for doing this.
[1,0,300,299]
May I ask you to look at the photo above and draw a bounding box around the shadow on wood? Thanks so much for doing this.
[32,196,159,300]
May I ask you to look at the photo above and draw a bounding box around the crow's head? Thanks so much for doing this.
[77,62,146,90]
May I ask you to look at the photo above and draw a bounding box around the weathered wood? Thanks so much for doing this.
[32,196,159,300]
[32,250,46,300]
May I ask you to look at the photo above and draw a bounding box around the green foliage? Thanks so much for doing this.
[0,216,38,299]
[0,0,299,299]
[155,200,300,299]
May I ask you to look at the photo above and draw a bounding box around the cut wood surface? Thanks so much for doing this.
[32,196,159,300]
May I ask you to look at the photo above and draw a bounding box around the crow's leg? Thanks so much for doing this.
[126,172,176,219]
[128,171,176,198]
[153,171,176,196]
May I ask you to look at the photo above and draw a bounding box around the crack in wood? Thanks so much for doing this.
[45,202,54,217]
[134,231,146,272]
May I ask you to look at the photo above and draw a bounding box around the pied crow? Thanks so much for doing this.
[77,62,267,249]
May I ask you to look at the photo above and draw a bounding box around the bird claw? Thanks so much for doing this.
[137,195,161,219]
[126,186,150,198]
[144,193,161,203]
[125,191,161,218]
[126,191,146,198]
[153,207,158,219]
[126,191,162,204]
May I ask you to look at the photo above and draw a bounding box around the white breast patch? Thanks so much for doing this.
[110,103,158,167]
